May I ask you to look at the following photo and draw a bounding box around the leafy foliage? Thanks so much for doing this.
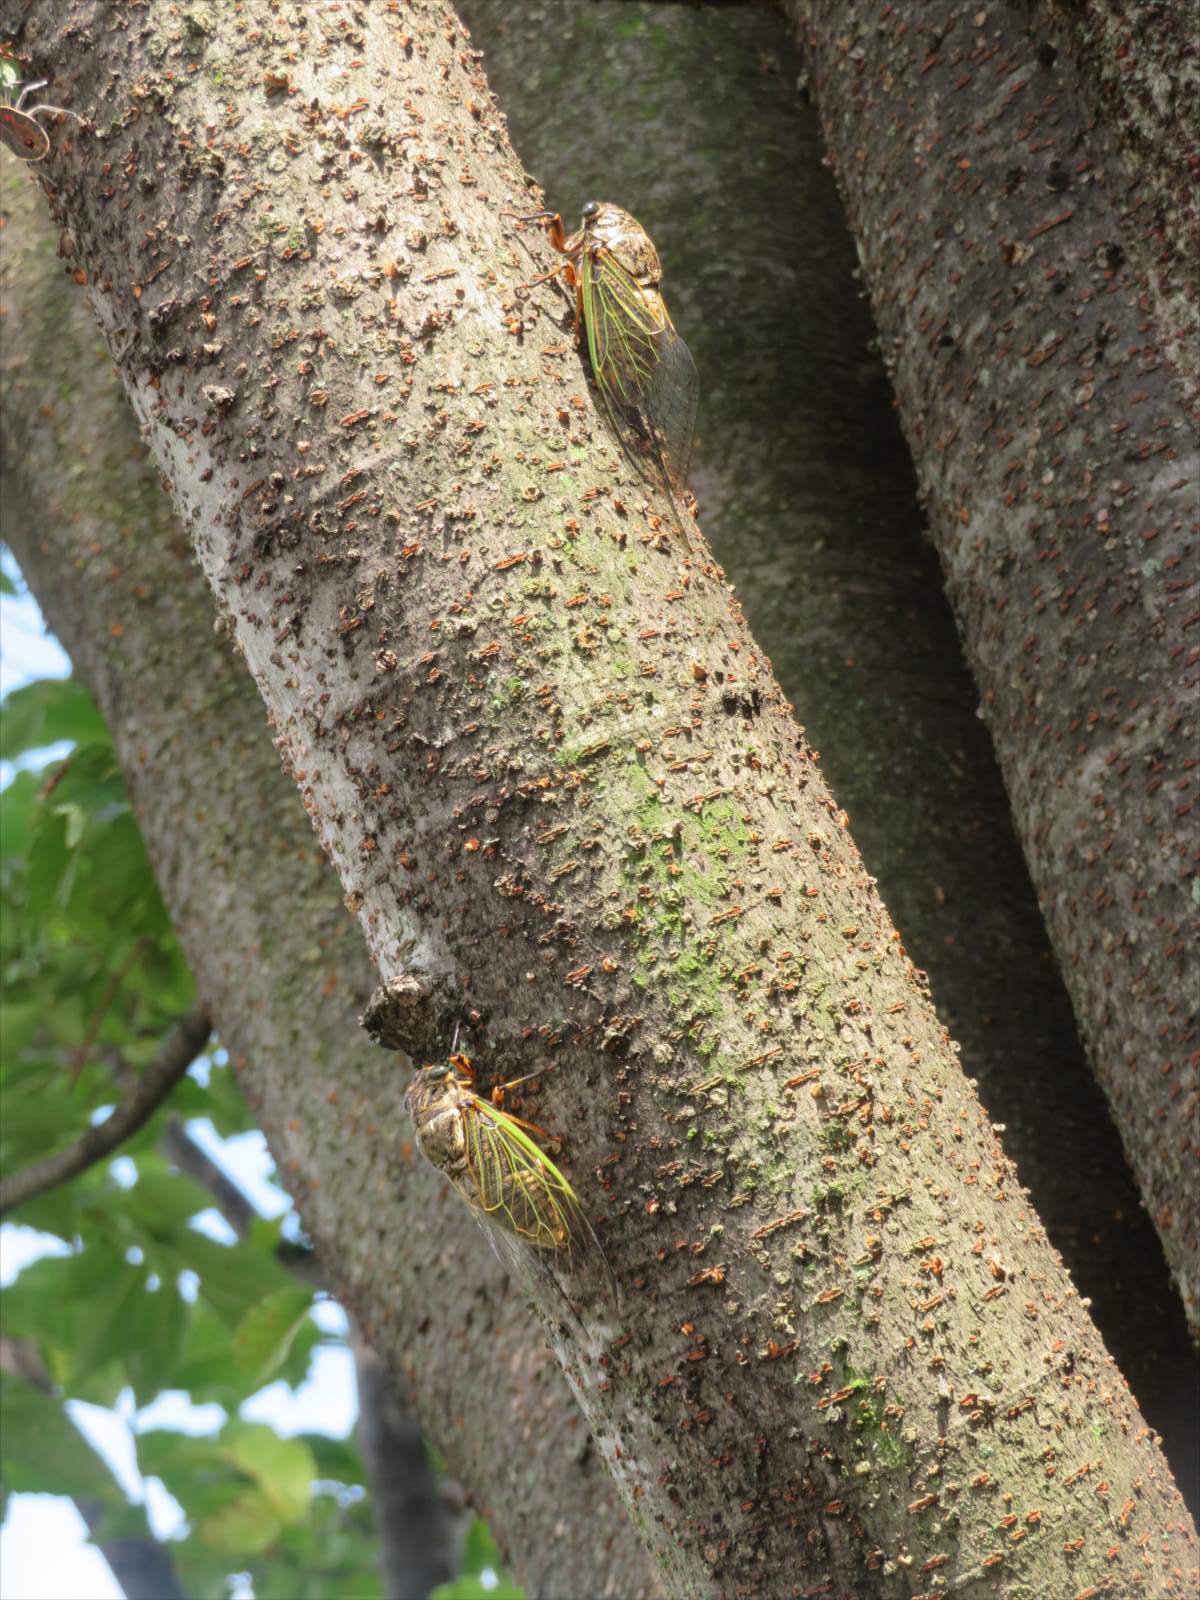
[0,676,377,1593]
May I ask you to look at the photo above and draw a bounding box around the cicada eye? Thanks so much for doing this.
[581,200,599,220]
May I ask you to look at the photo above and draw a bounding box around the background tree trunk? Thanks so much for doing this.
[5,1,1196,1594]
[457,0,1198,1502]
[785,0,1200,1334]
[0,153,655,1598]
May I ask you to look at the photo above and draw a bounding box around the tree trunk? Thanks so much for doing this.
[0,155,655,1599]
[5,3,1196,1596]
[456,0,1198,1504]
[1040,0,1199,397]
[785,0,1200,1335]
[354,1338,466,1599]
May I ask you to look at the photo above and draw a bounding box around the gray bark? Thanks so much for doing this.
[785,0,1200,1335]
[0,150,654,1600]
[1040,0,1200,396]
[4,2,1195,1595]
[458,0,1199,1504]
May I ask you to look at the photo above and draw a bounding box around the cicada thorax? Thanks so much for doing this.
[576,201,664,291]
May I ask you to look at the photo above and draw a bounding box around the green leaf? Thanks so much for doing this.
[0,770,39,859]
[431,1519,525,1600]
[300,1433,366,1487]
[0,678,110,760]
[197,1482,283,1555]
[169,1300,242,1400]
[433,1579,524,1600]
[274,1312,320,1392]
[233,1287,313,1390]
[1,1250,92,1339]
[53,800,86,849]
[71,1259,149,1381]
[0,566,17,595]
[136,1426,227,1489]
[9,1181,80,1242]
[171,1232,290,1327]
[124,1282,191,1403]
[224,1422,314,1524]
[123,1163,214,1236]
[0,1377,125,1502]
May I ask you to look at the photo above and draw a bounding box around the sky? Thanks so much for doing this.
[0,552,360,1599]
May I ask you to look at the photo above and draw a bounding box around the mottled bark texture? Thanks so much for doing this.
[0,157,655,1599]
[6,2,1196,1596]
[786,0,1200,1333]
[1041,0,1200,397]
[457,0,1198,1507]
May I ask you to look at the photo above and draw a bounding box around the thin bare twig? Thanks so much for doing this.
[160,1117,324,1284]
[0,1009,211,1216]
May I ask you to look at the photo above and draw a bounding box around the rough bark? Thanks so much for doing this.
[457,0,1199,1505]
[785,0,1200,1334]
[0,155,655,1599]
[1040,0,1200,397]
[5,3,1196,1597]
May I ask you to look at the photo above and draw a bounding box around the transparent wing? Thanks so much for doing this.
[464,1102,577,1249]
[462,1101,615,1292]
[582,244,698,496]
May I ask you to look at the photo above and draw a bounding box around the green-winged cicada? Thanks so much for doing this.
[405,1053,612,1291]
[513,201,698,543]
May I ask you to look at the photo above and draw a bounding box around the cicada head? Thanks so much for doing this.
[579,199,662,290]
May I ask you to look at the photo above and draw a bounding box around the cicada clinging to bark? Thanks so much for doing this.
[514,200,698,543]
[405,1053,612,1290]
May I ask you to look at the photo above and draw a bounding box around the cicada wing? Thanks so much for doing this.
[581,245,697,498]
[645,320,698,491]
[465,1102,616,1290]
[465,1103,570,1248]
[582,244,663,412]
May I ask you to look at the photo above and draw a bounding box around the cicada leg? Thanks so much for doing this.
[13,81,49,111]
[502,210,585,337]
[12,81,81,125]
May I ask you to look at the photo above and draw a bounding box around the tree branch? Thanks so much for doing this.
[158,1116,325,1284]
[0,1010,211,1217]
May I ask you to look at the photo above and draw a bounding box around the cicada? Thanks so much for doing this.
[516,201,698,540]
[405,1053,610,1286]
